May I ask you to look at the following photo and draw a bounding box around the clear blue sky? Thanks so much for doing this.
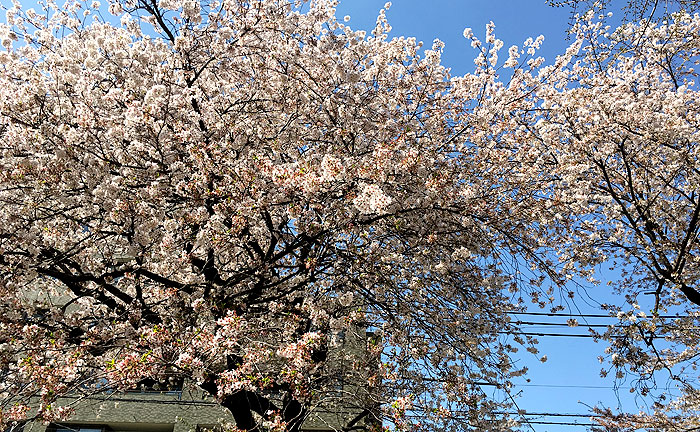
[335,0,574,76]
[333,2,651,431]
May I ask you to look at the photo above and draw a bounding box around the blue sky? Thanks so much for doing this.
[332,1,652,431]
[335,0,574,76]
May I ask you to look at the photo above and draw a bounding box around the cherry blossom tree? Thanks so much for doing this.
[530,9,700,431]
[0,0,564,431]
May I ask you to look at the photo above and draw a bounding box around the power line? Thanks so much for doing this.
[515,320,700,329]
[524,420,598,426]
[509,311,692,319]
[514,320,612,328]
[423,378,622,390]
[514,383,618,389]
[512,412,596,418]
[499,331,603,338]
[405,414,600,427]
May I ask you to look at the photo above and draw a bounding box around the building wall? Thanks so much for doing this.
[26,387,232,432]
[24,385,344,432]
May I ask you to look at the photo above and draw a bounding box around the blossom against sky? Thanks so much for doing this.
[332,2,645,431]
[336,0,574,76]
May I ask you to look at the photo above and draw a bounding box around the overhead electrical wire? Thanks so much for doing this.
[499,331,601,338]
[509,311,694,319]
[513,320,612,328]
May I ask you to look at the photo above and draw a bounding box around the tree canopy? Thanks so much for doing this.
[0,0,699,431]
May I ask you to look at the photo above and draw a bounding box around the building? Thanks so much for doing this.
[19,328,377,432]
